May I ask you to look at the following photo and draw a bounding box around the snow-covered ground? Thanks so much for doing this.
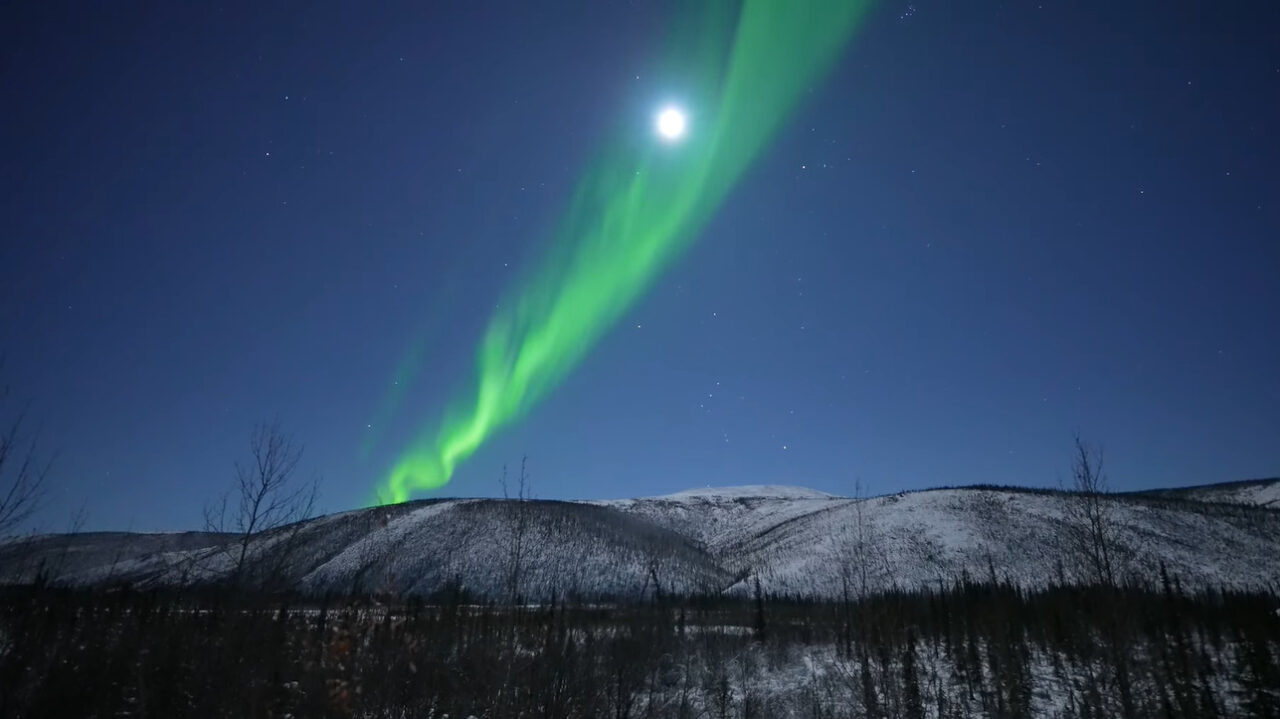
[643,485,838,501]
[1136,477,1280,508]
[617,633,1255,719]
[2,480,1278,598]
[595,485,850,553]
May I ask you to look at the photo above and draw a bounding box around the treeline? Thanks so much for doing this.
[2,572,1278,718]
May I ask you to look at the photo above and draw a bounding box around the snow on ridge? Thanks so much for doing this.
[1242,482,1280,507]
[640,485,840,501]
[5,480,1278,599]
[1189,480,1280,508]
[1135,477,1280,509]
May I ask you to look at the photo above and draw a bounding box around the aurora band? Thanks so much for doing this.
[378,0,873,503]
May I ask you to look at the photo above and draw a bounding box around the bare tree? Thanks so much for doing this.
[0,380,51,538]
[495,456,534,714]
[500,456,532,604]
[831,478,894,665]
[1062,435,1139,718]
[204,421,318,587]
[836,479,893,603]
[1063,434,1120,586]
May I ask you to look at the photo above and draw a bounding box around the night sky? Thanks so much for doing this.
[3,1,1277,531]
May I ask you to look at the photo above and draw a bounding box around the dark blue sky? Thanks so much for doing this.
[3,1,1277,531]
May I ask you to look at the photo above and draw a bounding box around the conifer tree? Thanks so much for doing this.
[902,629,925,719]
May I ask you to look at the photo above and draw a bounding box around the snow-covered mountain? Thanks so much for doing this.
[1129,476,1280,508]
[3,480,1278,599]
[594,485,844,552]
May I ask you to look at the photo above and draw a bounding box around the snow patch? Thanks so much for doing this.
[644,485,839,501]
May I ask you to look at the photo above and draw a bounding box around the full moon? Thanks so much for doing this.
[655,107,687,141]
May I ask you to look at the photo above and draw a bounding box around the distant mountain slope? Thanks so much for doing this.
[2,499,733,600]
[596,485,847,554]
[287,498,733,599]
[0,531,231,585]
[720,488,1280,597]
[3,481,1277,599]
[1130,477,1280,508]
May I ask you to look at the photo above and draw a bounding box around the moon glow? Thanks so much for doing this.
[656,106,687,141]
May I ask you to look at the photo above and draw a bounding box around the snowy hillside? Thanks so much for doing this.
[1132,477,1280,508]
[0,531,231,586]
[3,481,1278,599]
[595,484,847,552]
[716,487,1280,597]
[646,485,837,501]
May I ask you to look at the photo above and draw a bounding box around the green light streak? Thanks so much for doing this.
[379,0,872,502]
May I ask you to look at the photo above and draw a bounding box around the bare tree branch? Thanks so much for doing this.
[503,456,532,605]
[1063,434,1121,586]
[0,379,51,538]
[203,420,319,589]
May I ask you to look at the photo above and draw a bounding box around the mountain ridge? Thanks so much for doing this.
[3,478,1277,599]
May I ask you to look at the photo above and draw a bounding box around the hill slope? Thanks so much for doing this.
[3,480,1278,599]
[1130,477,1280,508]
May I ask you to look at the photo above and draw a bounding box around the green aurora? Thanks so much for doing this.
[378,0,873,503]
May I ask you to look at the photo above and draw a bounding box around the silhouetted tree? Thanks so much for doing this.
[203,420,318,588]
[902,629,925,719]
[501,456,532,605]
[0,373,50,537]
[1063,434,1121,586]
[753,574,767,642]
